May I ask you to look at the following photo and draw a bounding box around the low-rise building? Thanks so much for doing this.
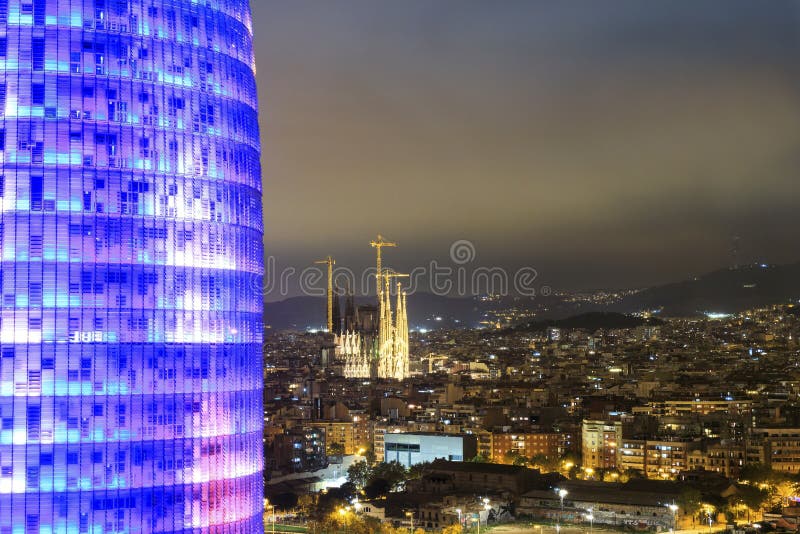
[490,431,563,465]
[687,441,747,478]
[619,439,646,474]
[519,480,684,530]
[754,428,800,473]
[644,439,691,479]
[270,426,328,474]
[408,459,557,497]
[383,433,477,468]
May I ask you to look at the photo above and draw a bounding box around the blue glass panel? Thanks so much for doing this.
[0,1,264,532]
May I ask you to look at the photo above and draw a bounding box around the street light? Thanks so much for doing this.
[265,499,275,534]
[456,508,462,527]
[475,499,490,534]
[555,488,568,532]
[406,511,414,532]
[586,510,594,534]
[667,503,679,534]
[339,507,351,534]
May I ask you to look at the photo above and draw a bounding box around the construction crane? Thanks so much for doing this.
[380,271,409,303]
[428,353,449,374]
[314,256,335,332]
[381,271,409,285]
[370,234,397,299]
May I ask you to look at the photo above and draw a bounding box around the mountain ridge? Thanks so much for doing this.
[263,261,800,331]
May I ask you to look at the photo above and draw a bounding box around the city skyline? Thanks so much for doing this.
[1,2,799,533]
[252,0,800,292]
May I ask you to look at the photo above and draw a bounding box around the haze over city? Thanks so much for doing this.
[252,0,800,293]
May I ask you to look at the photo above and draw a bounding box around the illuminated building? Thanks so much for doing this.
[338,330,370,379]
[377,279,409,381]
[310,421,358,456]
[336,271,410,381]
[382,433,477,468]
[581,420,622,471]
[489,432,564,464]
[0,1,264,532]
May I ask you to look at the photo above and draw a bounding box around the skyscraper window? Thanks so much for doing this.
[0,1,264,531]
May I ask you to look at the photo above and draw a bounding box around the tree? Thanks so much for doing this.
[364,446,377,466]
[297,493,317,518]
[366,461,408,495]
[737,484,769,515]
[530,453,559,473]
[622,468,644,481]
[740,463,776,485]
[469,454,489,463]
[364,478,392,499]
[529,453,548,468]
[271,492,299,511]
[347,459,372,489]
[559,452,580,478]
[503,450,521,465]
[677,487,703,524]
[442,524,464,534]
[513,455,530,466]
[740,463,792,511]
[407,460,431,480]
[329,442,345,456]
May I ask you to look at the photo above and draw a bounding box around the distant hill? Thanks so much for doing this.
[263,261,800,331]
[612,262,800,316]
[263,296,328,331]
[506,311,662,334]
[264,293,488,331]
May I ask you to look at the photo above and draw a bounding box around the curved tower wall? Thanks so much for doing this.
[0,0,264,532]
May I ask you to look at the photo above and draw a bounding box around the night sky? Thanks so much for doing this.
[251,1,800,297]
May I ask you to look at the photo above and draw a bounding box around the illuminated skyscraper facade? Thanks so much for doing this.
[0,1,264,532]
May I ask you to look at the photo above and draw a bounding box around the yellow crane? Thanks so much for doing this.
[314,256,335,332]
[381,271,409,285]
[380,271,409,304]
[428,353,449,374]
[370,234,397,298]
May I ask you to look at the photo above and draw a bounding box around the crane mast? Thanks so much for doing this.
[314,256,335,332]
[369,234,397,301]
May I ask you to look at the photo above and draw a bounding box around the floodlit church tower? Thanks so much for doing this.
[338,329,370,378]
[377,277,410,380]
[379,275,394,375]
[392,286,410,380]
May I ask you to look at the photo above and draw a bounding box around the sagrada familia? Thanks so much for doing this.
[320,235,410,380]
